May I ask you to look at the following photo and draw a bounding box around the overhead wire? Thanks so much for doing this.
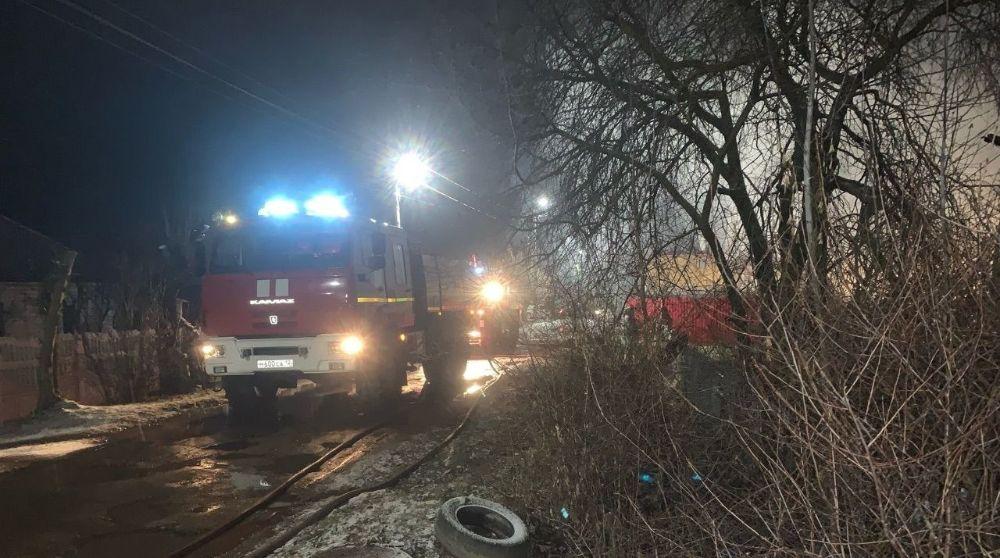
[15,0,191,83]
[98,0,297,107]
[47,0,373,155]
[20,0,503,219]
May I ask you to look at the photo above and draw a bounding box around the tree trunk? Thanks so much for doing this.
[35,248,77,412]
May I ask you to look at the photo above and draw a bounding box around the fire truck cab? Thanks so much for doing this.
[199,216,464,418]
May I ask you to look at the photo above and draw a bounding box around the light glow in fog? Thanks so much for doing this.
[304,193,350,218]
[463,360,495,381]
[258,196,299,218]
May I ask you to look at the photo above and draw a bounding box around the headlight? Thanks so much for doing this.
[467,329,482,338]
[481,281,505,304]
[338,335,364,355]
[200,344,224,358]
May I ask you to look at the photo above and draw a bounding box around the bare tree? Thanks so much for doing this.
[35,247,76,411]
[507,0,999,324]
[484,2,1000,556]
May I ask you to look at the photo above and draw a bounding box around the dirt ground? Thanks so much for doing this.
[0,361,539,558]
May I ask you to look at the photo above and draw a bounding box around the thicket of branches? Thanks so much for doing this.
[490,0,1000,555]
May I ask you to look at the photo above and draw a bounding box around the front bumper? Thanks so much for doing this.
[201,334,361,377]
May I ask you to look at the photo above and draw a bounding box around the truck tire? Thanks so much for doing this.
[223,377,278,424]
[423,313,470,394]
[355,334,404,412]
[223,377,256,423]
[435,496,529,558]
[356,368,401,410]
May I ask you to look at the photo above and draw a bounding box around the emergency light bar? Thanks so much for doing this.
[304,193,349,218]
[258,196,299,218]
[257,193,349,219]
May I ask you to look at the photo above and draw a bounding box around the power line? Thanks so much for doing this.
[48,0,372,153]
[422,183,498,220]
[19,0,500,219]
[16,0,191,83]
[98,0,298,110]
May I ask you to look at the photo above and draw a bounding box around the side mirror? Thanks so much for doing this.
[366,255,386,270]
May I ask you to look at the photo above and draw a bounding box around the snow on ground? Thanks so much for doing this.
[268,375,525,558]
[271,430,454,558]
[0,388,225,447]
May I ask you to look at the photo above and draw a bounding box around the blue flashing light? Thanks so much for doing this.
[472,266,486,276]
[304,192,350,219]
[258,196,299,218]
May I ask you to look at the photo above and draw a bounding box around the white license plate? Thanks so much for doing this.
[257,359,293,369]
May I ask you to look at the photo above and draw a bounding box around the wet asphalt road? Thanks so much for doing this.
[0,374,427,558]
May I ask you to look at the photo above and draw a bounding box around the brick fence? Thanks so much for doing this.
[0,331,161,424]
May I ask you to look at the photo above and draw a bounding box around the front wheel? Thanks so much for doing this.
[355,335,406,413]
[223,377,278,424]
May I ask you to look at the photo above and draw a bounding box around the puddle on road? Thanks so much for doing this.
[229,470,274,491]
[0,381,429,557]
[463,359,498,381]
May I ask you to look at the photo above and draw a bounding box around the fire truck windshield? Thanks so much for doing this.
[210,232,350,273]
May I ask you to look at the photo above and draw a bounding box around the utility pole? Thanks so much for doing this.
[395,185,402,227]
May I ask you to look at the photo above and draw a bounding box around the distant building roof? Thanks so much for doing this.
[0,215,68,282]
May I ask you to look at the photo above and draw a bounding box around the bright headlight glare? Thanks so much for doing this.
[339,335,364,355]
[481,281,505,304]
[467,329,482,338]
[200,344,224,358]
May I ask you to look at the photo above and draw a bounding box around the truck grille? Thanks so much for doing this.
[251,321,299,329]
[250,346,300,356]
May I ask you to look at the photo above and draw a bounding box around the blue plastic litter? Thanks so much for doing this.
[691,473,703,482]
[560,507,570,519]
[638,472,655,484]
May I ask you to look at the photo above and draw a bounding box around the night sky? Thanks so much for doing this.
[1,0,514,257]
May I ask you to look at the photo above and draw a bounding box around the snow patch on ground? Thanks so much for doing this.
[0,389,225,446]
[267,389,521,558]
[323,430,446,492]
[269,429,463,558]
[275,489,442,558]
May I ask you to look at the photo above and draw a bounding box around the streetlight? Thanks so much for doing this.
[391,152,431,227]
[217,212,239,227]
[535,195,551,211]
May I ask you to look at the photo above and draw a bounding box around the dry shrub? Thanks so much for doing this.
[748,224,999,556]
[509,227,998,556]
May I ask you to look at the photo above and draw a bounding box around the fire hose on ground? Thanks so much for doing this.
[168,362,504,558]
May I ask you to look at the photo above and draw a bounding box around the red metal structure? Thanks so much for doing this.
[626,295,736,345]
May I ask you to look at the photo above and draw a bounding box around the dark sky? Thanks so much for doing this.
[1,0,514,257]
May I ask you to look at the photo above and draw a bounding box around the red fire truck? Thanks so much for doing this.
[198,211,513,418]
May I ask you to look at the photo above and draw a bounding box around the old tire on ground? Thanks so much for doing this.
[435,496,529,558]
